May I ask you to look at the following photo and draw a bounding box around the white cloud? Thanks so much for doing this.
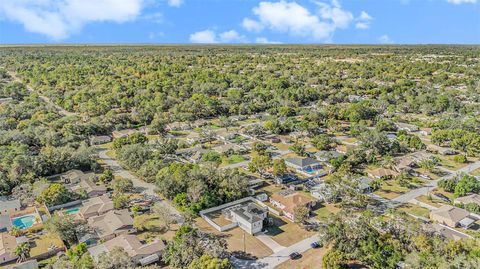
[256,37,281,44]
[190,29,247,43]
[0,0,143,40]
[317,0,354,29]
[190,30,217,43]
[242,18,264,32]
[242,1,334,41]
[167,0,184,7]
[219,30,247,43]
[355,11,373,29]
[378,35,394,44]
[242,1,369,42]
[446,0,477,4]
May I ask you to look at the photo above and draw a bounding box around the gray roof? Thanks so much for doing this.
[285,157,320,168]
[4,260,39,269]
[232,203,267,224]
[0,196,21,210]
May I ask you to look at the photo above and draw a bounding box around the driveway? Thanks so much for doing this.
[392,160,480,204]
[98,149,184,224]
[255,233,285,253]
[231,235,318,269]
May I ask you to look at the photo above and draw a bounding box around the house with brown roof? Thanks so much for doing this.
[79,195,114,219]
[430,205,476,229]
[112,129,142,139]
[71,177,107,198]
[269,190,316,222]
[87,210,135,241]
[455,194,480,206]
[0,232,18,265]
[88,235,165,266]
[367,168,399,179]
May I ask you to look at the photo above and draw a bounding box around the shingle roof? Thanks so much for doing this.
[285,157,320,168]
[431,205,470,223]
[455,194,480,206]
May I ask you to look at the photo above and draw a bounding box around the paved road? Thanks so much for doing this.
[392,160,480,204]
[8,71,77,117]
[231,235,318,269]
[98,149,184,224]
[222,160,251,170]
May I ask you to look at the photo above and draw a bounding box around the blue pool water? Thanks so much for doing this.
[12,215,36,229]
[65,207,80,214]
[304,166,321,173]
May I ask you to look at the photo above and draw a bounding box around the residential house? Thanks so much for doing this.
[0,233,18,265]
[0,197,21,215]
[216,130,237,141]
[4,260,39,269]
[72,178,107,198]
[112,129,141,139]
[455,194,480,206]
[88,235,165,266]
[212,143,240,155]
[223,203,268,235]
[165,121,190,132]
[185,132,202,144]
[0,215,12,232]
[285,157,322,174]
[269,190,316,222]
[61,170,95,184]
[79,195,114,219]
[395,122,419,132]
[314,150,343,162]
[430,205,476,229]
[432,224,471,241]
[274,173,297,185]
[87,210,135,241]
[367,168,399,179]
[89,135,112,145]
[356,176,373,193]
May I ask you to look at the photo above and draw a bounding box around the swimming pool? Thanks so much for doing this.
[12,215,37,229]
[64,207,80,214]
[303,166,322,174]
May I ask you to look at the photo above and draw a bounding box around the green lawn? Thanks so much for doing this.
[397,204,430,219]
[374,180,410,200]
[435,154,469,171]
[221,154,246,165]
[314,204,341,222]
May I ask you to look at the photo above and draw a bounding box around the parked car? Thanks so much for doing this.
[289,252,302,260]
[310,241,322,248]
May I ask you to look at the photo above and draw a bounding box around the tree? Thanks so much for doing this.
[97,247,133,269]
[112,193,129,209]
[44,215,87,245]
[111,178,134,194]
[248,155,271,174]
[272,159,287,177]
[98,169,114,184]
[37,183,76,207]
[289,141,306,156]
[153,203,177,231]
[293,204,310,224]
[453,155,467,164]
[162,224,229,268]
[14,242,30,262]
[312,134,336,151]
[322,249,348,269]
[187,255,233,269]
[454,175,480,197]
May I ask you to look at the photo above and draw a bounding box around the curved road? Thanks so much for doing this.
[98,149,184,224]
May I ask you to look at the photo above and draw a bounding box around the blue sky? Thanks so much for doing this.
[0,0,479,44]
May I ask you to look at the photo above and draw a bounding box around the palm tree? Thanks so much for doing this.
[14,242,30,263]
[10,226,22,237]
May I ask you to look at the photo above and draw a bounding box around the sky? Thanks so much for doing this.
[0,0,479,44]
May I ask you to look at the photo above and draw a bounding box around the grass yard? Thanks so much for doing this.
[257,182,284,196]
[135,213,179,242]
[416,195,445,208]
[273,143,292,151]
[30,234,65,257]
[314,203,341,222]
[276,248,328,269]
[265,215,316,247]
[221,154,246,165]
[397,203,431,219]
[195,217,273,258]
[435,154,469,171]
[106,150,116,159]
[374,180,410,200]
